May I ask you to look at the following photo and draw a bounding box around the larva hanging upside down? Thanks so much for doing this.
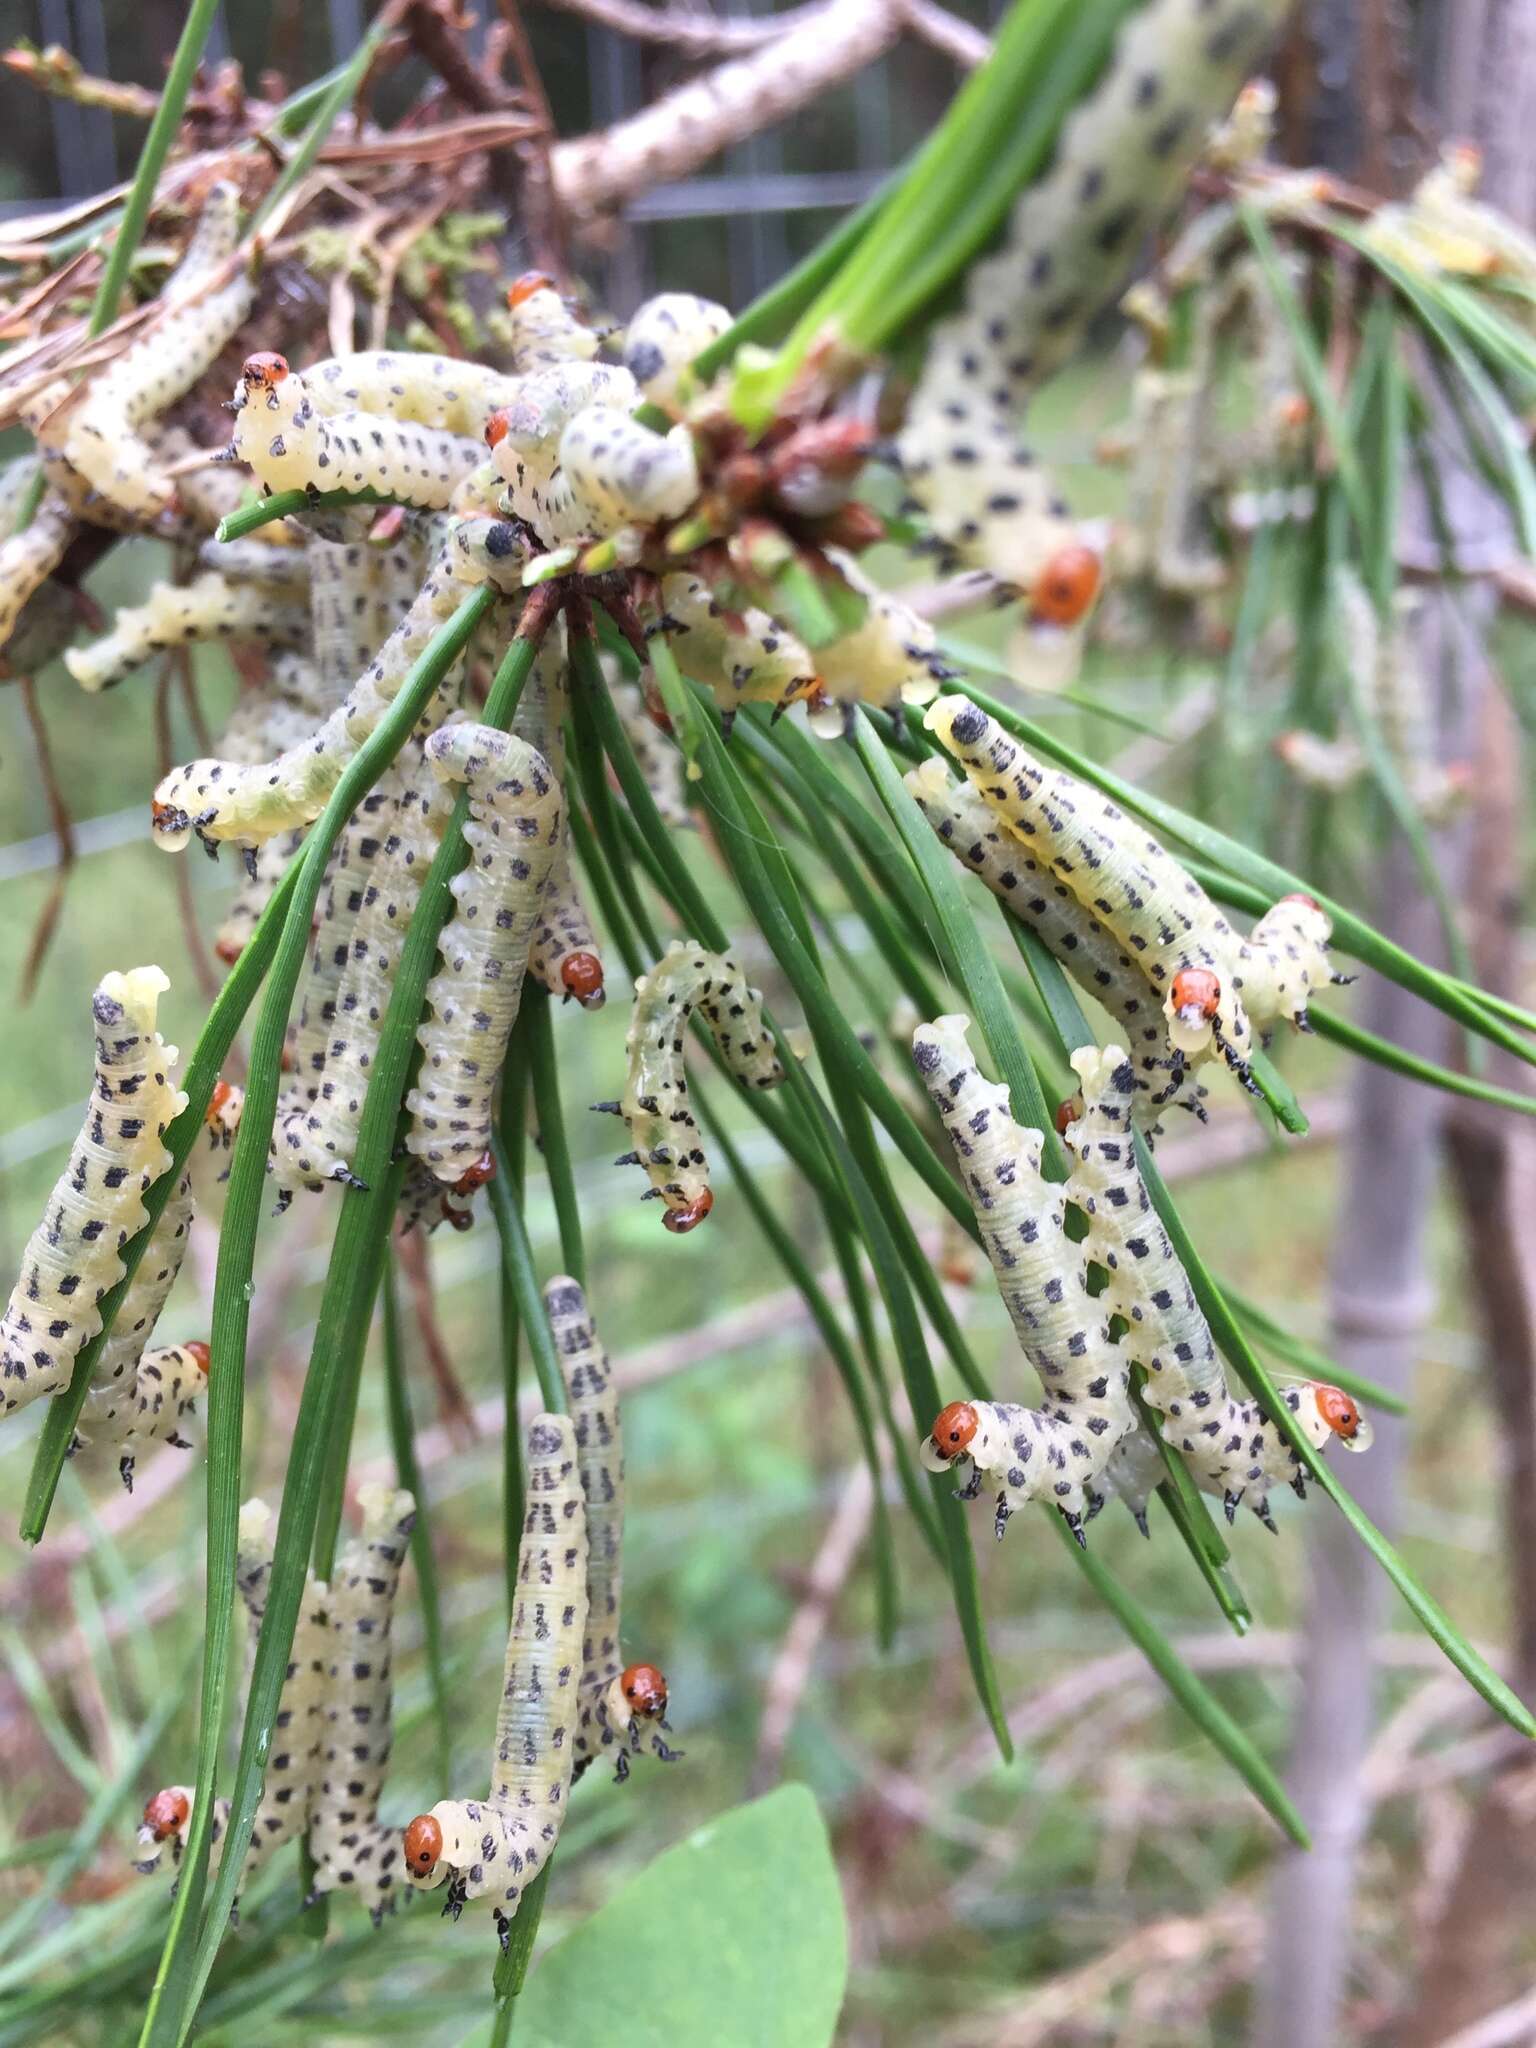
[911,1014,1133,1541]
[405,724,564,1185]
[1064,1044,1371,1523]
[1,969,186,1419]
[306,1486,417,1923]
[507,637,606,1011]
[54,182,255,523]
[403,1414,588,1947]
[622,291,732,412]
[151,519,529,853]
[614,939,786,1231]
[63,571,310,694]
[905,758,1205,1127]
[546,1277,678,1782]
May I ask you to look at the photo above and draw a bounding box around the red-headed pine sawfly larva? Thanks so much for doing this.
[306,1485,417,1924]
[557,406,700,531]
[528,841,606,1012]
[71,1341,210,1492]
[651,572,816,717]
[405,724,564,1184]
[59,183,254,522]
[812,551,949,711]
[485,362,640,546]
[395,1152,488,1238]
[924,695,1261,1087]
[272,746,456,1197]
[1,969,186,1420]
[911,1013,1133,1542]
[228,357,482,510]
[1063,1042,1372,1524]
[545,1276,679,1782]
[503,270,603,370]
[621,292,732,412]
[285,351,523,435]
[615,938,786,1231]
[612,676,691,830]
[151,518,528,854]
[402,1413,587,1946]
[63,572,310,694]
[904,758,1207,1127]
[0,488,75,663]
[190,1077,244,1223]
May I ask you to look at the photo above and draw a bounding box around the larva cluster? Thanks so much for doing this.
[911,1014,1133,1540]
[615,938,786,1231]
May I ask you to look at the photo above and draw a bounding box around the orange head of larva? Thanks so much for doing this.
[485,408,510,449]
[560,951,605,1008]
[403,1813,443,1878]
[206,1078,236,1126]
[507,271,556,309]
[1315,1383,1363,1442]
[151,798,178,829]
[1028,544,1101,627]
[662,1187,713,1234]
[143,1788,190,1841]
[241,351,289,390]
[452,1149,495,1196]
[185,1341,212,1377]
[1170,966,1222,1026]
[1279,891,1321,912]
[1054,1093,1083,1138]
[929,1401,978,1463]
[213,935,243,966]
[439,1198,476,1233]
[621,1663,669,1721]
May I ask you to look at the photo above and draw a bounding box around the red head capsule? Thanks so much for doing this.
[453,1150,495,1195]
[241,351,289,388]
[143,1788,190,1840]
[930,1401,978,1461]
[1278,891,1322,912]
[621,1663,669,1720]
[439,1198,476,1233]
[151,799,178,829]
[1315,1384,1363,1441]
[560,952,605,1008]
[662,1188,713,1234]
[1054,1094,1083,1137]
[207,1078,236,1125]
[403,1814,443,1877]
[185,1341,212,1377]
[485,408,510,449]
[213,935,243,966]
[1170,967,1222,1023]
[1028,544,1102,627]
[507,271,556,309]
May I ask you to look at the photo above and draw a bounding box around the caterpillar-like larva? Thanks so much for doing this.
[813,552,948,710]
[1064,1044,1371,1522]
[306,1485,417,1924]
[272,745,457,1195]
[0,488,75,663]
[405,724,564,1184]
[528,840,606,1011]
[191,1078,243,1223]
[229,354,484,508]
[402,1414,587,1946]
[151,518,527,853]
[616,938,786,1231]
[911,1014,1133,1540]
[288,351,523,435]
[557,406,701,531]
[613,677,690,829]
[504,271,602,370]
[924,695,1258,1085]
[622,291,732,412]
[905,759,1206,1127]
[0,969,186,1419]
[546,1277,677,1783]
[1084,1424,1168,1537]
[71,1342,210,1492]
[57,183,255,522]
[63,571,310,694]
[652,572,816,716]
[487,363,687,551]
[196,536,312,590]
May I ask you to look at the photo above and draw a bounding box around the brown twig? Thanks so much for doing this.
[394,1223,479,1446]
[15,676,75,1006]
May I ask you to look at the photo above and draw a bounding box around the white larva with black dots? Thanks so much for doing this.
[65,571,310,694]
[622,292,732,411]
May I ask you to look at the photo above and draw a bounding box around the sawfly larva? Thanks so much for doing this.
[504,271,602,370]
[71,1341,209,1492]
[622,292,731,411]
[64,572,309,694]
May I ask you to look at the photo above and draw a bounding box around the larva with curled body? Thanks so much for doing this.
[925,696,1258,1083]
[57,183,254,521]
[1085,1424,1168,1538]
[71,1342,210,1492]
[622,292,732,411]
[307,1486,417,1924]
[1,969,186,1419]
[64,572,310,694]
[652,572,815,716]
[504,272,601,370]
[911,1014,1133,1540]
[230,354,484,509]
[405,725,564,1184]
[905,759,1205,1127]
[546,1277,678,1782]
[812,552,946,710]
[151,519,529,853]
[485,363,640,547]
[1063,1044,1371,1523]
[619,939,786,1230]
[403,1415,587,1946]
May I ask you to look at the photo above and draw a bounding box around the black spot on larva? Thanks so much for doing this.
[485,522,518,559]
[948,705,987,746]
[912,1039,941,1076]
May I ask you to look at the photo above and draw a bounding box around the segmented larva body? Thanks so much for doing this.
[905,759,1205,1126]
[487,362,637,538]
[191,1079,243,1223]
[1240,895,1335,1034]
[403,1415,587,1943]
[0,488,74,660]
[229,354,484,508]
[307,1485,417,1923]
[151,518,526,852]
[58,183,254,521]
[1064,1044,1371,1521]
[1,969,185,1419]
[557,409,700,530]
[505,642,605,1010]
[619,939,786,1231]
[654,572,815,714]
[196,536,312,590]
[925,696,1256,1082]
[405,725,564,1183]
[64,572,309,694]
[546,1277,676,1782]
[505,274,602,370]
[296,352,522,434]
[622,292,732,411]
[1087,1423,1168,1536]
[911,1014,1132,1538]
[72,1342,210,1491]
[814,553,944,709]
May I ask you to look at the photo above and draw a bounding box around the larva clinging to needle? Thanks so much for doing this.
[63,572,310,694]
